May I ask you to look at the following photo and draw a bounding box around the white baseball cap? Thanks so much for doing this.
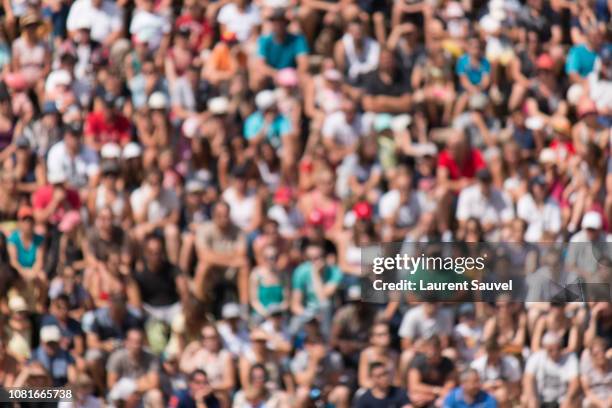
[122,142,142,159]
[208,96,229,115]
[101,143,122,159]
[9,296,28,313]
[255,90,276,111]
[148,92,168,110]
[582,211,602,230]
[40,325,62,343]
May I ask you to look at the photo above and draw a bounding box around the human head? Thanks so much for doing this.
[369,362,391,391]
[125,328,145,359]
[460,369,481,398]
[188,369,212,397]
[212,201,231,230]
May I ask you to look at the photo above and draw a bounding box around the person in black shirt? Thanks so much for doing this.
[361,49,412,114]
[408,335,457,407]
[134,233,189,324]
[355,362,411,408]
[170,369,220,408]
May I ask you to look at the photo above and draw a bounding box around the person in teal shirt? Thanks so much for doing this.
[243,90,292,149]
[7,206,45,275]
[253,9,308,88]
[565,27,602,80]
[455,39,491,89]
[290,242,343,335]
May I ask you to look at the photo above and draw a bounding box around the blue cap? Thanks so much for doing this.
[42,101,58,115]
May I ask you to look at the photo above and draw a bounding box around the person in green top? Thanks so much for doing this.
[7,206,46,282]
[290,242,343,336]
[249,245,289,320]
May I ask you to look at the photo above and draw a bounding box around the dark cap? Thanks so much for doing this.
[101,161,121,176]
[476,168,492,183]
[64,122,83,136]
[530,175,546,187]
[231,165,249,179]
[15,137,30,149]
[42,101,59,115]
[269,8,288,20]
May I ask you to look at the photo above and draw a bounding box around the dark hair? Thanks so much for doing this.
[189,369,208,381]
[249,363,269,382]
[369,361,386,374]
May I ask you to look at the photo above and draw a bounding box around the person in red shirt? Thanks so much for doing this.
[436,130,486,238]
[32,168,81,229]
[84,93,132,151]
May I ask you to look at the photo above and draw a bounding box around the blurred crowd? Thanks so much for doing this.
[0,0,611,407]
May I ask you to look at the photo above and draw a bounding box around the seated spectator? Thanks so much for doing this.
[580,337,612,408]
[455,168,514,241]
[471,339,521,406]
[249,244,289,320]
[48,264,92,320]
[252,8,308,89]
[523,332,580,408]
[40,295,84,355]
[290,242,343,336]
[130,168,181,263]
[233,363,290,408]
[443,369,497,408]
[407,335,457,408]
[358,322,399,389]
[7,206,45,282]
[290,333,350,408]
[47,123,99,190]
[354,361,410,408]
[179,323,235,405]
[106,328,163,407]
[193,201,248,310]
[170,369,220,408]
[31,325,76,387]
[134,233,189,325]
[330,286,375,367]
[361,49,412,115]
[531,302,580,354]
[217,302,250,357]
[32,167,81,228]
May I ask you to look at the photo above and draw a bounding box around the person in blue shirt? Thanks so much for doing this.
[31,325,76,387]
[566,26,603,82]
[244,90,292,150]
[443,369,498,408]
[169,369,220,408]
[253,8,309,89]
[455,37,491,116]
[40,294,84,354]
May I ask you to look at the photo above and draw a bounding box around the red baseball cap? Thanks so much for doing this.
[353,201,372,220]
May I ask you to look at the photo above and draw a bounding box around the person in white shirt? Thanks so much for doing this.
[130,169,180,263]
[129,0,171,52]
[566,211,612,276]
[217,0,261,43]
[456,168,514,241]
[378,169,424,241]
[321,100,364,164]
[46,124,99,190]
[66,0,123,46]
[471,338,521,406]
[517,176,562,242]
[523,332,580,408]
